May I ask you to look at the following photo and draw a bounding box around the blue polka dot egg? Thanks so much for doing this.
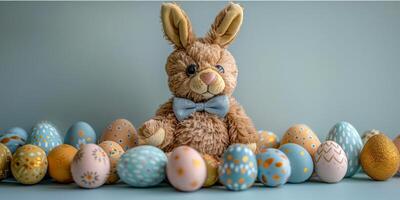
[279,143,313,183]
[117,145,167,187]
[257,148,291,187]
[219,144,257,191]
[27,121,62,155]
[326,121,363,177]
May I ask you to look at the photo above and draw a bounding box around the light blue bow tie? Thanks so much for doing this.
[173,95,229,121]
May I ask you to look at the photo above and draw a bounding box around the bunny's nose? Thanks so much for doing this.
[200,72,216,85]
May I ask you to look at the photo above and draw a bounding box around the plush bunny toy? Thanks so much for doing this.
[138,2,257,157]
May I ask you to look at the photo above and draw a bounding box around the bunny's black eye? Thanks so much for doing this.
[186,64,197,76]
[216,65,224,73]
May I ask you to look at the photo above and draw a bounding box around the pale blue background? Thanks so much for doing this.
[1,1,400,140]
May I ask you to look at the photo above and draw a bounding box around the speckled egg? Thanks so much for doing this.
[393,135,400,175]
[117,145,167,187]
[281,124,321,157]
[167,146,206,192]
[219,144,257,191]
[257,148,291,187]
[279,143,313,183]
[0,127,28,153]
[11,144,48,184]
[71,144,110,188]
[257,130,280,152]
[28,122,62,155]
[65,121,96,149]
[361,134,400,181]
[100,119,138,151]
[326,121,362,177]
[0,143,12,180]
[48,144,78,183]
[202,154,219,187]
[99,141,124,184]
[362,129,382,144]
[314,141,347,183]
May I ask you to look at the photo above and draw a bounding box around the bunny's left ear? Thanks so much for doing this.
[205,3,243,47]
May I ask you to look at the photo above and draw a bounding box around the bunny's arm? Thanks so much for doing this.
[226,97,258,151]
[138,98,176,149]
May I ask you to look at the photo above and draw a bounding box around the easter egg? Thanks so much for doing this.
[360,134,400,181]
[47,144,78,183]
[202,154,219,187]
[65,121,96,149]
[279,143,313,183]
[11,144,48,184]
[257,148,291,187]
[117,145,167,187]
[100,119,138,151]
[219,144,257,191]
[393,135,400,175]
[314,141,347,183]
[0,127,28,153]
[99,141,125,184]
[71,144,110,188]
[0,143,12,179]
[326,121,362,177]
[257,130,280,152]
[28,121,63,155]
[281,124,321,157]
[362,129,382,144]
[167,146,206,192]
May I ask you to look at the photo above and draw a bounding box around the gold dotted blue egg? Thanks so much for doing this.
[257,148,291,187]
[28,122,62,155]
[279,143,313,183]
[219,144,257,191]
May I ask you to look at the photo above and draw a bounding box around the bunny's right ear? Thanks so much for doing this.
[161,3,195,49]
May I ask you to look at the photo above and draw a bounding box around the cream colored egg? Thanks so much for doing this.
[99,141,124,184]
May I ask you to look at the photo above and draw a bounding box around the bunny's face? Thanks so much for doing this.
[161,3,243,102]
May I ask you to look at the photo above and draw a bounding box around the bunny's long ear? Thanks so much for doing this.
[161,3,195,49]
[205,3,243,48]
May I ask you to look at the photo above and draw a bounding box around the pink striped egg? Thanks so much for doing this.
[314,141,347,183]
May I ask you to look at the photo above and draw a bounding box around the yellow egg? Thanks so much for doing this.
[256,130,279,152]
[0,143,12,180]
[11,144,48,184]
[280,124,321,157]
[47,144,78,183]
[361,134,400,181]
[99,141,125,184]
[202,154,219,187]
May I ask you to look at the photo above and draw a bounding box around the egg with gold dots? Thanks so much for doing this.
[257,148,291,187]
[27,121,62,155]
[219,144,257,191]
[257,130,280,152]
[279,143,313,183]
[167,146,206,192]
[0,143,12,180]
[65,121,96,149]
[11,144,48,185]
[281,124,321,157]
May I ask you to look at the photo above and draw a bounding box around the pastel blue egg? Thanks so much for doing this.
[117,145,167,187]
[257,148,291,187]
[279,143,313,183]
[0,127,28,153]
[64,121,96,149]
[219,144,257,191]
[27,121,63,155]
[326,121,363,177]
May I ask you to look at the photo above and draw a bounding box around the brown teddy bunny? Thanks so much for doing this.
[138,2,257,157]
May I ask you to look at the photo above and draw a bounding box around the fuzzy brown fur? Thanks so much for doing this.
[139,3,257,157]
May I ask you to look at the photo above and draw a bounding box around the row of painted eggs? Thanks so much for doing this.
[1,120,400,192]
